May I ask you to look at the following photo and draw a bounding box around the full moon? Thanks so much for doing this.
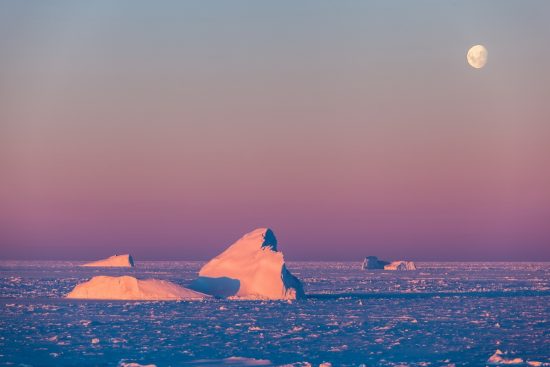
[467,44,488,69]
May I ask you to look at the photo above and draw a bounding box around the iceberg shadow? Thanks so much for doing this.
[188,276,240,298]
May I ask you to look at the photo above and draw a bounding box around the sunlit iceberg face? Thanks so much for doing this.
[190,228,304,300]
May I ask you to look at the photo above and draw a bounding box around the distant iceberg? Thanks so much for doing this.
[81,254,135,268]
[384,261,417,271]
[190,228,304,300]
[361,256,389,270]
[362,256,416,270]
[66,275,208,300]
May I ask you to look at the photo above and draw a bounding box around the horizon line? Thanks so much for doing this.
[1,258,549,263]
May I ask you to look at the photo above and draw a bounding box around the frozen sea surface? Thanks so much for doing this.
[0,261,548,366]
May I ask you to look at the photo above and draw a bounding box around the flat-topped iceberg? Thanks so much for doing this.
[190,228,304,300]
[362,256,417,270]
[66,276,208,300]
[81,254,135,268]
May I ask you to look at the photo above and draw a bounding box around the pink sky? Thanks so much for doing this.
[1,2,549,260]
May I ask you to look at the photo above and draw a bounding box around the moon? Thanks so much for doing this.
[467,44,488,69]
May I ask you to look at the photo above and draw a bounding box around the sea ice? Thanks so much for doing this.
[185,357,272,365]
[190,228,304,300]
[81,254,135,267]
[1,261,548,366]
[66,276,209,300]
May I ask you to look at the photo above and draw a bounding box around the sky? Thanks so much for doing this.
[1,1,549,261]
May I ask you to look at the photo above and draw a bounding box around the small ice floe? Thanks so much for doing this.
[526,361,543,366]
[487,349,524,365]
[91,338,100,344]
[118,362,157,367]
[319,363,332,367]
[223,357,271,366]
[328,345,348,352]
[8,276,22,283]
[185,356,271,365]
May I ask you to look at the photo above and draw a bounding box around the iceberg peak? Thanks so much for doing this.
[241,227,278,251]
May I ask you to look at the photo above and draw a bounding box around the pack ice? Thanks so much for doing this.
[190,228,304,300]
[81,254,135,267]
[66,276,208,300]
[362,256,417,270]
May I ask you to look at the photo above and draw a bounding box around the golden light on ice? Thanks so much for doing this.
[467,44,488,69]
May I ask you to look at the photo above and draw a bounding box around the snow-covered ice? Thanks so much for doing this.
[66,276,208,300]
[118,362,157,367]
[81,254,135,268]
[487,349,524,365]
[190,228,304,300]
[185,356,272,365]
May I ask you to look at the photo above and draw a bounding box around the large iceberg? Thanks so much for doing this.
[81,254,135,267]
[362,256,416,270]
[190,228,304,300]
[66,276,208,300]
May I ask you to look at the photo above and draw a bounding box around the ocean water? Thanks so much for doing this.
[0,261,548,366]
